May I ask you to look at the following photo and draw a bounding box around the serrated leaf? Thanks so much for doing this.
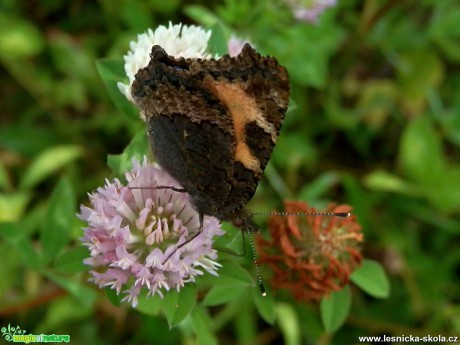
[275,303,301,345]
[320,285,351,333]
[40,178,75,264]
[351,259,390,299]
[253,285,275,324]
[163,284,197,328]
[54,246,89,273]
[20,145,82,190]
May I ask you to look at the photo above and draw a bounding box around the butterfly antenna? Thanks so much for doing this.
[246,227,266,297]
[252,211,351,218]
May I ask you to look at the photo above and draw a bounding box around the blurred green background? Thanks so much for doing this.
[1,0,459,344]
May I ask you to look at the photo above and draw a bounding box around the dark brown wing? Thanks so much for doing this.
[188,44,290,221]
[131,44,290,223]
[131,46,236,217]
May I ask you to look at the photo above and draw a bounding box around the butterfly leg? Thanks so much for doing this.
[129,185,186,193]
[153,185,186,193]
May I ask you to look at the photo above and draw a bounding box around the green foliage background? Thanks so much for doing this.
[1,0,459,344]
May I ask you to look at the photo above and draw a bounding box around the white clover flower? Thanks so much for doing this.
[118,22,212,103]
[78,158,223,307]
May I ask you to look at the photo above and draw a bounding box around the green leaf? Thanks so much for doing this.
[357,80,398,130]
[104,287,122,307]
[135,291,165,316]
[363,170,421,196]
[275,303,301,345]
[38,296,91,332]
[213,223,243,253]
[429,2,460,61]
[191,305,218,345]
[197,260,254,287]
[184,5,220,27]
[0,159,10,190]
[0,222,41,270]
[202,285,246,306]
[397,50,443,113]
[96,58,139,120]
[20,145,82,190]
[163,284,197,328]
[398,115,445,185]
[119,2,151,32]
[1,220,26,241]
[252,285,275,324]
[54,246,89,273]
[107,130,149,177]
[424,166,460,212]
[40,178,75,264]
[351,259,390,299]
[0,13,44,59]
[320,285,352,333]
[438,108,460,146]
[208,23,230,56]
[0,192,31,222]
[45,271,96,308]
[263,161,294,200]
[261,21,343,88]
[298,171,341,201]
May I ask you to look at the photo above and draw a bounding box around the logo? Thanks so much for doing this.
[1,324,70,343]
[131,43,290,233]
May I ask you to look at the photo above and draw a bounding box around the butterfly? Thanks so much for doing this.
[131,43,289,237]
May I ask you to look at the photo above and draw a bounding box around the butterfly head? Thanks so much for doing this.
[229,208,260,233]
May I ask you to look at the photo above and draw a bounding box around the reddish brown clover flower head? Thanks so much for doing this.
[257,201,363,301]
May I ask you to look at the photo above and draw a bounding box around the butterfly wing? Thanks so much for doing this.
[188,44,290,221]
[131,46,235,217]
[131,44,290,223]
